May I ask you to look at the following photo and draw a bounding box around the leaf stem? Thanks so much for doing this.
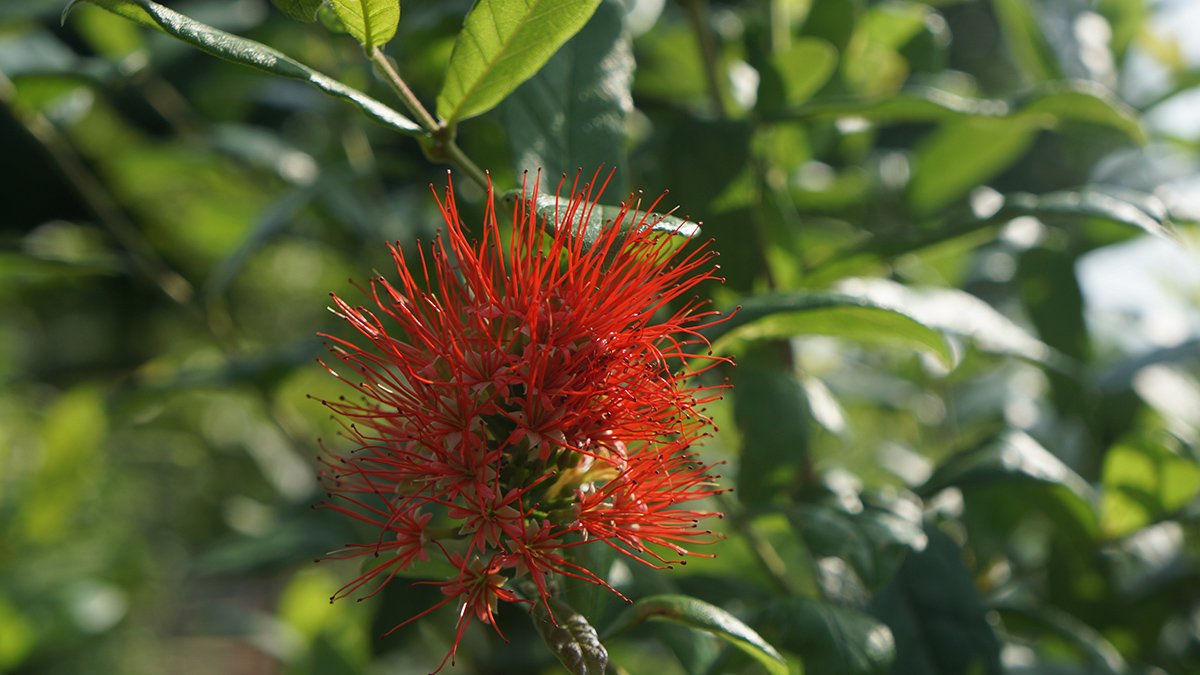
[368,45,490,192]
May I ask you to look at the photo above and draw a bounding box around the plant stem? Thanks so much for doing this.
[368,46,489,192]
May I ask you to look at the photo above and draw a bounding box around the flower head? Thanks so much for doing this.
[315,172,729,668]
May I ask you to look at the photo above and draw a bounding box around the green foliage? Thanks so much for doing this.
[6,0,1200,673]
[437,0,603,125]
[605,595,788,675]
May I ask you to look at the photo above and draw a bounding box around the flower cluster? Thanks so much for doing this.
[315,173,728,668]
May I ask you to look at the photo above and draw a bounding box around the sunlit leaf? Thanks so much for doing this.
[501,0,633,202]
[327,0,398,49]
[437,0,603,125]
[604,595,788,675]
[268,0,323,22]
[62,0,422,136]
[500,190,700,254]
[907,116,1038,216]
[707,290,954,367]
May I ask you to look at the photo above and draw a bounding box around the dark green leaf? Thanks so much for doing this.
[268,0,323,22]
[707,291,954,367]
[437,0,604,125]
[733,346,810,507]
[327,0,398,49]
[997,605,1126,675]
[62,0,422,136]
[531,596,608,675]
[604,595,788,675]
[789,492,927,592]
[869,529,1002,675]
[499,190,700,254]
[762,597,896,675]
[502,0,632,203]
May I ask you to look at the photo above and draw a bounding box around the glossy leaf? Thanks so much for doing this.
[998,605,1127,675]
[327,0,398,49]
[604,595,787,675]
[531,596,608,675]
[982,187,1174,240]
[437,0,603,125]
[268,0,323,22]
[501,0,632,201]
[835,278,1066,369]
[707,291,954,367]
[499,190,700,254]
[762,597,896,675]
[62,0,422,136]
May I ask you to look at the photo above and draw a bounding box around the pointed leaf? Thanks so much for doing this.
[500,190,700,254]
[707,291,954,367]
[62,0,421,136]
[268,0,323,22]
[437,0,603,125]
[836,278,1068,369]
[762,598,896,675]
[531,596,608,675]
[327,0,398,49]
[604,595,788,675]
[502,0,633,203]
[869,529,1003,675]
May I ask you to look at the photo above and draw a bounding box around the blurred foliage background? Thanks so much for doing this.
[3,0,1200,673]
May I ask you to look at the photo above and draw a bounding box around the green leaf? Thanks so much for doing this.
[997,605,1127,675]
[531,596,608,675]
[920,430,1095,504]
[786,82,1144,143]
[761,598,896,675]
[733,346,810,507]
[835,278,1067,369]
[268,0,323,22]
[907,116,1038,216]
[992,0,1061,84]
[499,190,700,254]
[604,595,788,675]
[706,291,954,367]
[501,0,632,203]
[62,0,422,137]
[983,187,1174,240]
[437,0,603,125]
[918,431,1099,545]
[327,0,398,49]
[869,529,1002,675]
[1017,80,1145,143]
[788,491,928,592]
[769,37,838,108]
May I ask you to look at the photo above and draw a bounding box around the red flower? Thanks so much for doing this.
[315,172,729,669]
